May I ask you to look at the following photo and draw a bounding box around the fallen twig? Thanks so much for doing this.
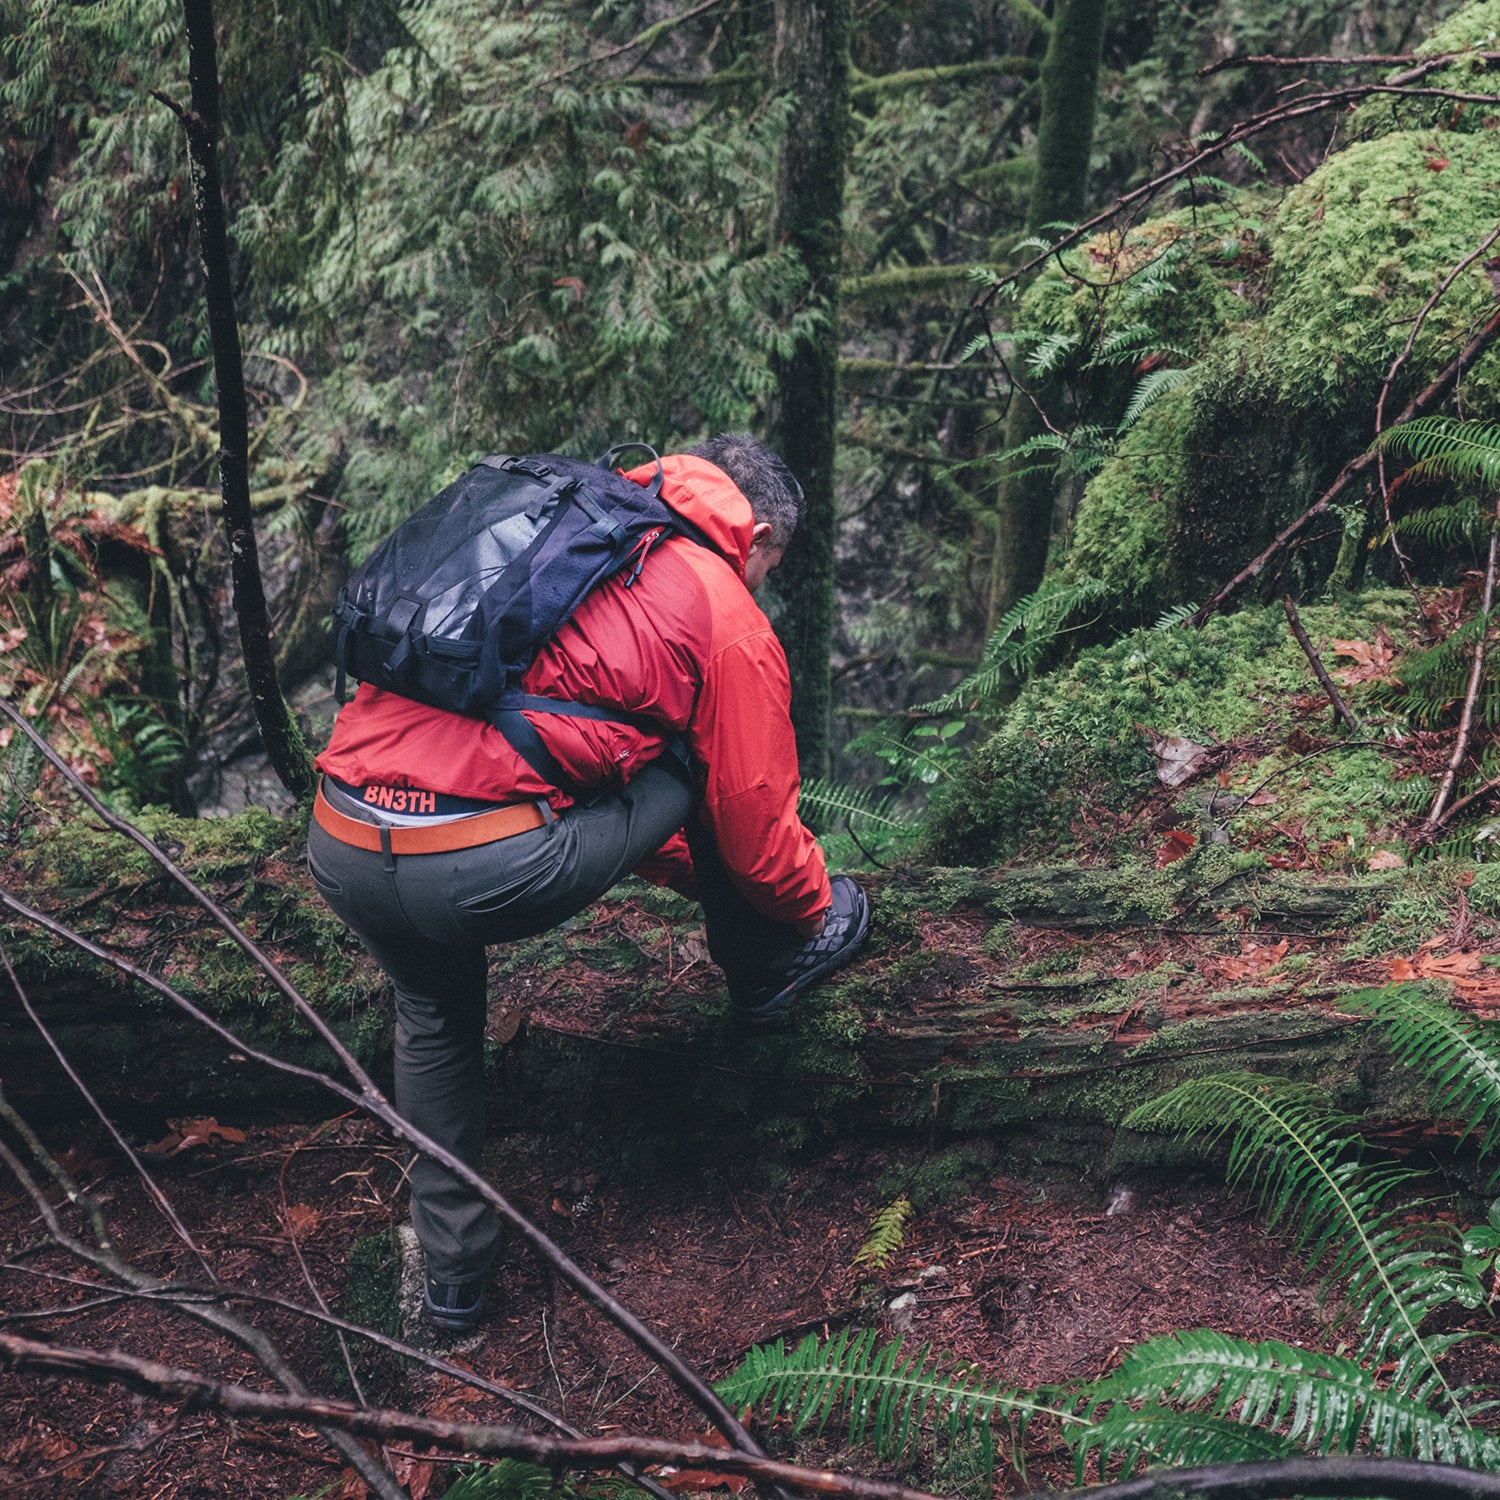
[0,1328,956,1500]
[1283,595,1360,732]
[1425,510,1500,831]
[0,1121,407,1500]
[0,694,768,1469]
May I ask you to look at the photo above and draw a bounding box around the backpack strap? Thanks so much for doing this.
[491,692,689,799]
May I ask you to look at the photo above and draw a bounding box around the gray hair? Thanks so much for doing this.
[686,432,805,548]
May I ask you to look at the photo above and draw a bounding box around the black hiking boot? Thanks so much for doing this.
[729,875,871,1026]
[423,1275,486,1334]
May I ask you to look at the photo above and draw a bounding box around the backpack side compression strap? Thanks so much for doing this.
[491,695,678,798]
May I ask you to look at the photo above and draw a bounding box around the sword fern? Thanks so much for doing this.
[1340,983,1500,1169]
[714,1328,1080,1478]
[1123,1072,1474,1405]
[1080,1331,1500,1476]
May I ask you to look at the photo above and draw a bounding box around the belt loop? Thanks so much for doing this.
[537,800,555,825]
[379,825,395,873]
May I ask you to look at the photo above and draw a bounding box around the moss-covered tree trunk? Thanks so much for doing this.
[765,0,852,778]
[986,0,1109,629]
[169,0,314,799]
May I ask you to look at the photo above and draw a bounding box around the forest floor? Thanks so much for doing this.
[0,1090,1328,1500]
[3,864,1494,1500]
[9,614,1500,1496]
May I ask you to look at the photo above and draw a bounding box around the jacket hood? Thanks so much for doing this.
[623,455,754,581]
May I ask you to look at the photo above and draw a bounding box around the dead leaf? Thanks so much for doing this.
[395,1455,436,1500]
[282,1202,321,1237]
[142,1116,248,1155]
[1137,725,1212,787]
[1368,850,1406,871]
[1212,938,1290,982]
[553,275,587,303]
[655,1428,752,1494]
[1154,829,1197,868]
[486,1005,525,1045]
[1329,634,1399,686]
[551,1197,572,1218]
[1390,949,1500,1000]
[1425,155,1451,171]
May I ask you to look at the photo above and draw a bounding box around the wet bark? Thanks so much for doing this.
[987,0,1110,628]
[765,0,852,778]
[165,0,314,798]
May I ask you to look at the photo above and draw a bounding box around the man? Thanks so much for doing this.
[307,433,870,1332]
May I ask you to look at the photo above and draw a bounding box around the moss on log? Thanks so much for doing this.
[0,813,1431,1179]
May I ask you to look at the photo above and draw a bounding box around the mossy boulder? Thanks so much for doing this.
[920,593,1412,866]
[1060,4,1500,616]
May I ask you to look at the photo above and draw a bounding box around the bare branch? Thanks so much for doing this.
[0,1329,953,1500]
[1054,1454,1500,1499]
[1190,300,1500,624]
[1425,513,1500,831]
[1200,49,1500,77]
[977,68,1500,308]
[0,939,216,1279]
[545,0,728,84]
[1373,218,1500,600]
[1282,596,1359,732]
[0,1118,407,1500]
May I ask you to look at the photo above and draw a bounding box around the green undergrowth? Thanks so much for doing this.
[922,592,1413,865]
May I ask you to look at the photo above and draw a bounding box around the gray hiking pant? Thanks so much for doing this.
[307,759,791,1282]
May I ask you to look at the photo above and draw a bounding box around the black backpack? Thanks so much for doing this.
[331,443,703,791]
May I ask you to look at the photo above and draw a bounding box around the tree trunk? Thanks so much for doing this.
[168,0,314,798]
[764,0,852,779]
[986,0,1110,629]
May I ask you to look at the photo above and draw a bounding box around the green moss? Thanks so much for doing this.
[1065,384,1193,621]
[875,1140,998,1211]
[923,593,1410,864]
[1343,865,1472,957]
[1353,1,1500,139]
[1061,65,1500,608]
[1471,863,1500,916]
[335,1227,405,1403]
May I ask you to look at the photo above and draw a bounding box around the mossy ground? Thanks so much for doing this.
[922,591,1418,867]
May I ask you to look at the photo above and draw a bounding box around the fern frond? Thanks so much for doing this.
[1079,1402,1302,1477]
[1119,366,1192,431]
[1123,1074,1473,1408]
[1392,499,1485,547]
[920,576,1108,712]
[1024,330,1082,379]
[1376,416,1500,489]
[1340,985,1500,1169]
[715,1330,1080,1476]
[799,777,916,830]
[853,1196,913,1273]
[1152,601,1199,631]
[1083,1331,1500,1469]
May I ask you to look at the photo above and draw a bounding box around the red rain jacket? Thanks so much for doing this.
[315,455,832,925]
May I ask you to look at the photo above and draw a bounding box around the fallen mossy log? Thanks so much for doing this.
[0,823,1431,1177]
[883,863,1396,928]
